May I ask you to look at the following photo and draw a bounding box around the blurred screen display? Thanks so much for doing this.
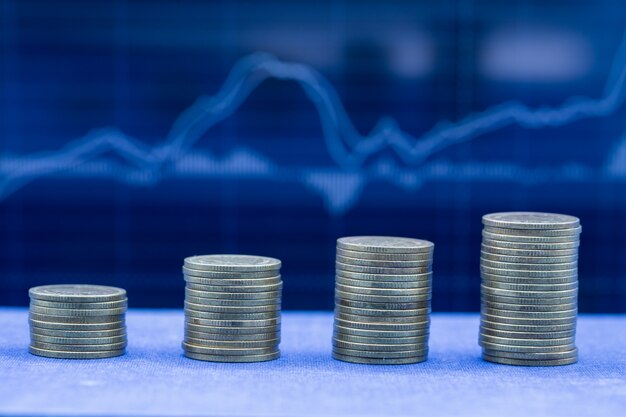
[1,0,625,311]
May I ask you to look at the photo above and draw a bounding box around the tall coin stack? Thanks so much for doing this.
[479,212,581,366]
[28,285,128,359]
[333,236,434,365]
[182,255,282,362]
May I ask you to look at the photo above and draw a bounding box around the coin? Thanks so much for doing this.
[483,225,581,237]
[182,300,280,313]
[482,354,577,366]
[480,313,576,326]
[482,212,580,230]
[480,266,578,278]
[184,294,281,307]
[480,252,578,265]
[183,275,281,286]
[182,266,278,279]
[335,290,431,303]
[29,285,126,303]
[480,272,577,285]
[334,305,430,318]
[333,339,423,352]
[30,327,126,338]
[184,255,281,272]
[482,348,578,359]
[336,262,431,275]
[30,341,127,352]
[182,342,277,356]
[30,334,127,345]
[480,285,578,299]
[183,317,280,328]
[480,301,577,312]
[481,307,577,319]
[335,254,432,268]
[332,352,427,365]
[480,244,579,257]
[29,299,128,310]
[333,346,428,359]
[335,298,431,310]
[336,236,434,254]
[480,327,575,340]
[333,332,428,345]
[481,280,578,292]
[481,238,580,250]
[335,283,431,297]
[335,311,430,324]
[184,351,280,363]
[185,287,281,300]
[480,259,578,271]
[29,312,125,324]
[335,276,431,290]
[479,334,574,347]
[482,231,580,244]
[336,248,432,261]
[184,321,280,335]
[480,319,576,333]
[184,330,280,342]
[29,319,125,331]
[184,337,279,349]
[479,341,574,353]
[333,324,429,338]
[481,293,577,306]
[183,307,279,321]
[29,346,125,359]
[183,282,283,294]
[334,318,429,331]
[336,270,433,282]
[29,305,127,317]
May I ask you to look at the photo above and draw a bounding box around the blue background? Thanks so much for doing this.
[1,0,625,311]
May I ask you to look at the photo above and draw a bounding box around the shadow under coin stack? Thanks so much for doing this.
[28,285,128,359]
[479,212,581,366]
[182,255,282,362]
[333,236,434,364]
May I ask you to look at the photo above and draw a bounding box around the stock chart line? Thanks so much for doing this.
[1,29,626,213]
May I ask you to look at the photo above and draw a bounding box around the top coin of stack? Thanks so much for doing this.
[333,236,434,365]
[479,212,581,366]
[182,254,283,363]
[28,284,128,359]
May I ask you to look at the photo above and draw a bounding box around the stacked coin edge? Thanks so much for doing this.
[479,212,580,366]
[333,236,434,365]
[28,284,128,359]
[182,254,282,362]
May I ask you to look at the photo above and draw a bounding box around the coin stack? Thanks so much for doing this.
[182,254,282,362]
[333,236,434,365]
[479,212,581,366]
[28,285,128,359]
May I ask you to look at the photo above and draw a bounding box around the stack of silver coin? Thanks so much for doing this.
[182,254,282,362]
[28,284,128,359]
[332,236,434,365]
[479,212,581,366]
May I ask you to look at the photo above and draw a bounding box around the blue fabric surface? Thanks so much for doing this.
[0,308,625,417]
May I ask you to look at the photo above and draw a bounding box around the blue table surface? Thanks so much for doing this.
[1,308,625,417]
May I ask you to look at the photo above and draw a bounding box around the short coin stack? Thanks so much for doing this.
[479,212,581,366]
[183,254,282,362]
[28,284,128,359]
[333,236,434,365]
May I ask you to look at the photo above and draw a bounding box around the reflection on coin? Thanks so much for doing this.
[29,285,126,303]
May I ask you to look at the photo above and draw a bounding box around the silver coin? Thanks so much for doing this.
[482,347,578,359]
[481,293,577,306]
[481,285,578,299]
[480,259,577,271]
[184,350,280,363]
[333,332,428,345]
[481,306,577,319]
[481,280,578,292]
[182,266,279,279]
[184,275,281,286]
[335,298,430,311]
[29,346,125,359]
[480,301,577,312]
[335,276,431,290]
[334,324,429,338]
[480,313,576,327]
[479,341,575,353]
[183,300,280,313]
[184,316,280,328]
[337,236,434,254]
[480,319,576,333]
[29,312,125,324]
[482,231,580,244]
[185,322,279,336]
[184,281,283,294]
[336,254,432,269]
[480,266,577,278]
[184,307,280,321]
[30,341,127,352]
[336,248,433,261]
[479,334,574,347]
[334,318,429,332]
[185,287,281,300]
[480,272,577,285]
[335,283,431,297]
[336,262,431,275]
[30,299,128,310]
[332,351,427,365]
[483,225,582,237]
[333,339,425,352]
[335,305,430,318]
[335,311,430,324]
[30,327,126,338]
[336,270,433,283]
[481,238,580,250]
[29,285,126,303]
[184,337,279,349]
[482,353,577,366]
[30,334,127,345]
[184,294,281,307]
[480,327,575,340]
[184,255,281,272]
[28,318,125,331]
[482,212,580,230]
[29,305,127,317]
[333,346,428,359]
[185,330,280,342]
[480,244,579,257]
[182,342,277,356]
[480,252,578,265]
[335,290,431,303]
